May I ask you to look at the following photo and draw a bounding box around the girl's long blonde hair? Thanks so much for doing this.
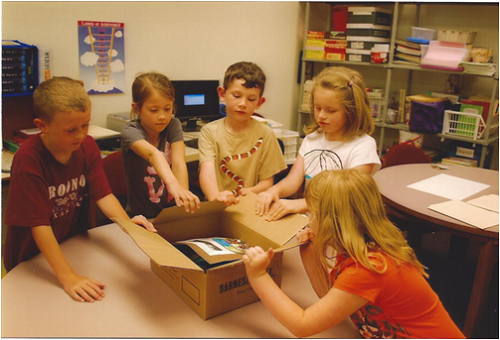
[304,66,374,141]
[305,170,428,288]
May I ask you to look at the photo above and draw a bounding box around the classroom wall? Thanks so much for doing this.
[2,2,305,130]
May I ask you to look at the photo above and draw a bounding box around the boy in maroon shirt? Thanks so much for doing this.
[3,77,155,303]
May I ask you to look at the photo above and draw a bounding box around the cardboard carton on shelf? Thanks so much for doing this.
[114,192,307,320]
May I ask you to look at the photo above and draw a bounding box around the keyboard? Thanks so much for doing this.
[184,138,199,149]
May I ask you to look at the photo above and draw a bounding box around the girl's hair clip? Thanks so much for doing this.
[348,80,353,87]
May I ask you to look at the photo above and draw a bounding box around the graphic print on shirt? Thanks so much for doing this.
[143,141,173,204]
[303,149,343,180]
[351,304,411,338]
[49,174,86,219]
[220,137,263,197]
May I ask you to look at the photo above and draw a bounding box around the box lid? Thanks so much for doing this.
[224,192,308,246]
[114,217,204,271]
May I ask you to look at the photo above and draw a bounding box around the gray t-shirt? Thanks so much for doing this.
[121,119,184,218]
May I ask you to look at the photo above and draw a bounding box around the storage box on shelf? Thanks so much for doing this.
[298,2,498,170]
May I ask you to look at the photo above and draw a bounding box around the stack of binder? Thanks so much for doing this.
[2,40,38,96]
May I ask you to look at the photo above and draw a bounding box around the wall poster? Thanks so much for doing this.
[78,21,125,94]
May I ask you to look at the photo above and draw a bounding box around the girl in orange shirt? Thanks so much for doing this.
[243,169,465,339]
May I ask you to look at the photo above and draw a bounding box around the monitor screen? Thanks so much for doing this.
[171,80,221,130]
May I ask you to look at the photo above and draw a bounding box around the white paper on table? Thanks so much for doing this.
[466,194,499,213]
[429,200,499,229]
[407,174,489,201]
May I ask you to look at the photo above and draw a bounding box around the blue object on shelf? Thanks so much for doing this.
[407,37,430,45]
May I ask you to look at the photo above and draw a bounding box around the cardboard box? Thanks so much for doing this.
[114,193,307,320]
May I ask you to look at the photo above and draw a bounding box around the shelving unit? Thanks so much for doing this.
[298,2,499,169]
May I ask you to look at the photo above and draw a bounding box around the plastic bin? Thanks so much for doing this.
[348,7,392,26]
[411,27,436,40]
[442,109,485,140]
[274,129,300,164]
[437,30,477,44]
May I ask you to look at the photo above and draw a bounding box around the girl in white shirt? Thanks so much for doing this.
[256,66,381,221]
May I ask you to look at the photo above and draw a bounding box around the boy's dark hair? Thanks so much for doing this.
[223,61,266,97]
[33,77,90,123]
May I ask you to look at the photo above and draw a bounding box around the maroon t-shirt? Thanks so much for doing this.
[3,134,112,271]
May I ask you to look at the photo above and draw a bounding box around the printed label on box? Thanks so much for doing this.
[456,147,475,159]
[351,42,365,49]
[348,54,362,62]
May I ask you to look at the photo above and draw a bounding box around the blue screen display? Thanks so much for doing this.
[184,94,205,106]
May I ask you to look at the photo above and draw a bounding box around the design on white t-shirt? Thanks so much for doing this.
[304,149,343,179]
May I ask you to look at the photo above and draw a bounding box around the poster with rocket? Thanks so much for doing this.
[78,21,125,94]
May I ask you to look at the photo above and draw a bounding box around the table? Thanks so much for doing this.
[373,163,499,338]
[1,224,359,338]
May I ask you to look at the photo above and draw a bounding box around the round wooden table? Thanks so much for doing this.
[374,163,499,337]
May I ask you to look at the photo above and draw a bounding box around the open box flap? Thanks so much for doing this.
[224,192,308,246]
[153,200,226,225]
[114,218,203,272]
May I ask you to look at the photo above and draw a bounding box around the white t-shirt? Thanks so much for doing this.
[298,131,381,181]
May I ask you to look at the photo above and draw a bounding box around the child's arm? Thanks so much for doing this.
[256,156,307,220]
[199,161,239,206]
[353,163,375,174]
[170,141,190,189]
[243,246,368,337]
[32,225,105,302]
[96,193,156,232]
[242,176,274,195]
[296,228,330,298]
[130,140,200,213]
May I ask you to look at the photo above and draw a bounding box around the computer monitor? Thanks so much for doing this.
[171,80,221,131]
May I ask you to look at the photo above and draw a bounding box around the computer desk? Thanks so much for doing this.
[1,223,359,338]
[1,127,201,180]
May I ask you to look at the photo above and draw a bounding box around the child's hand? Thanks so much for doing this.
[169,184,201,213]
[255,191,279,216]
[296,226,315,243]
[215,190,239,206]
[131,214,157,233]
[243,246,274,281]
[60,272,105,302]
[264,199,299,221]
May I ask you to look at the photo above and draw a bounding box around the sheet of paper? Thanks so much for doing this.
[429,200,499,229]
[466,194,499,213]
[407,174,490,201]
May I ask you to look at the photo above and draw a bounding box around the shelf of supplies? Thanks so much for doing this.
[391,63,498,78]
[381,122,499,145]
[302,58,389,68]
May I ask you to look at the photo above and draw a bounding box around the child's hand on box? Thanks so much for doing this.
[215,190,240,206]
[255,190,279,216]
[168,183,201,213]
[243,246,274,281]
[131,215,157,233]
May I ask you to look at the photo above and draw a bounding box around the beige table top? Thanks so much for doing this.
[1,224,359,338]
[373,163,499,238]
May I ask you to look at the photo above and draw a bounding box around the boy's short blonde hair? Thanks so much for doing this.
[223,61,266,97]
[304,66,374,141]
[33,76,90,123]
